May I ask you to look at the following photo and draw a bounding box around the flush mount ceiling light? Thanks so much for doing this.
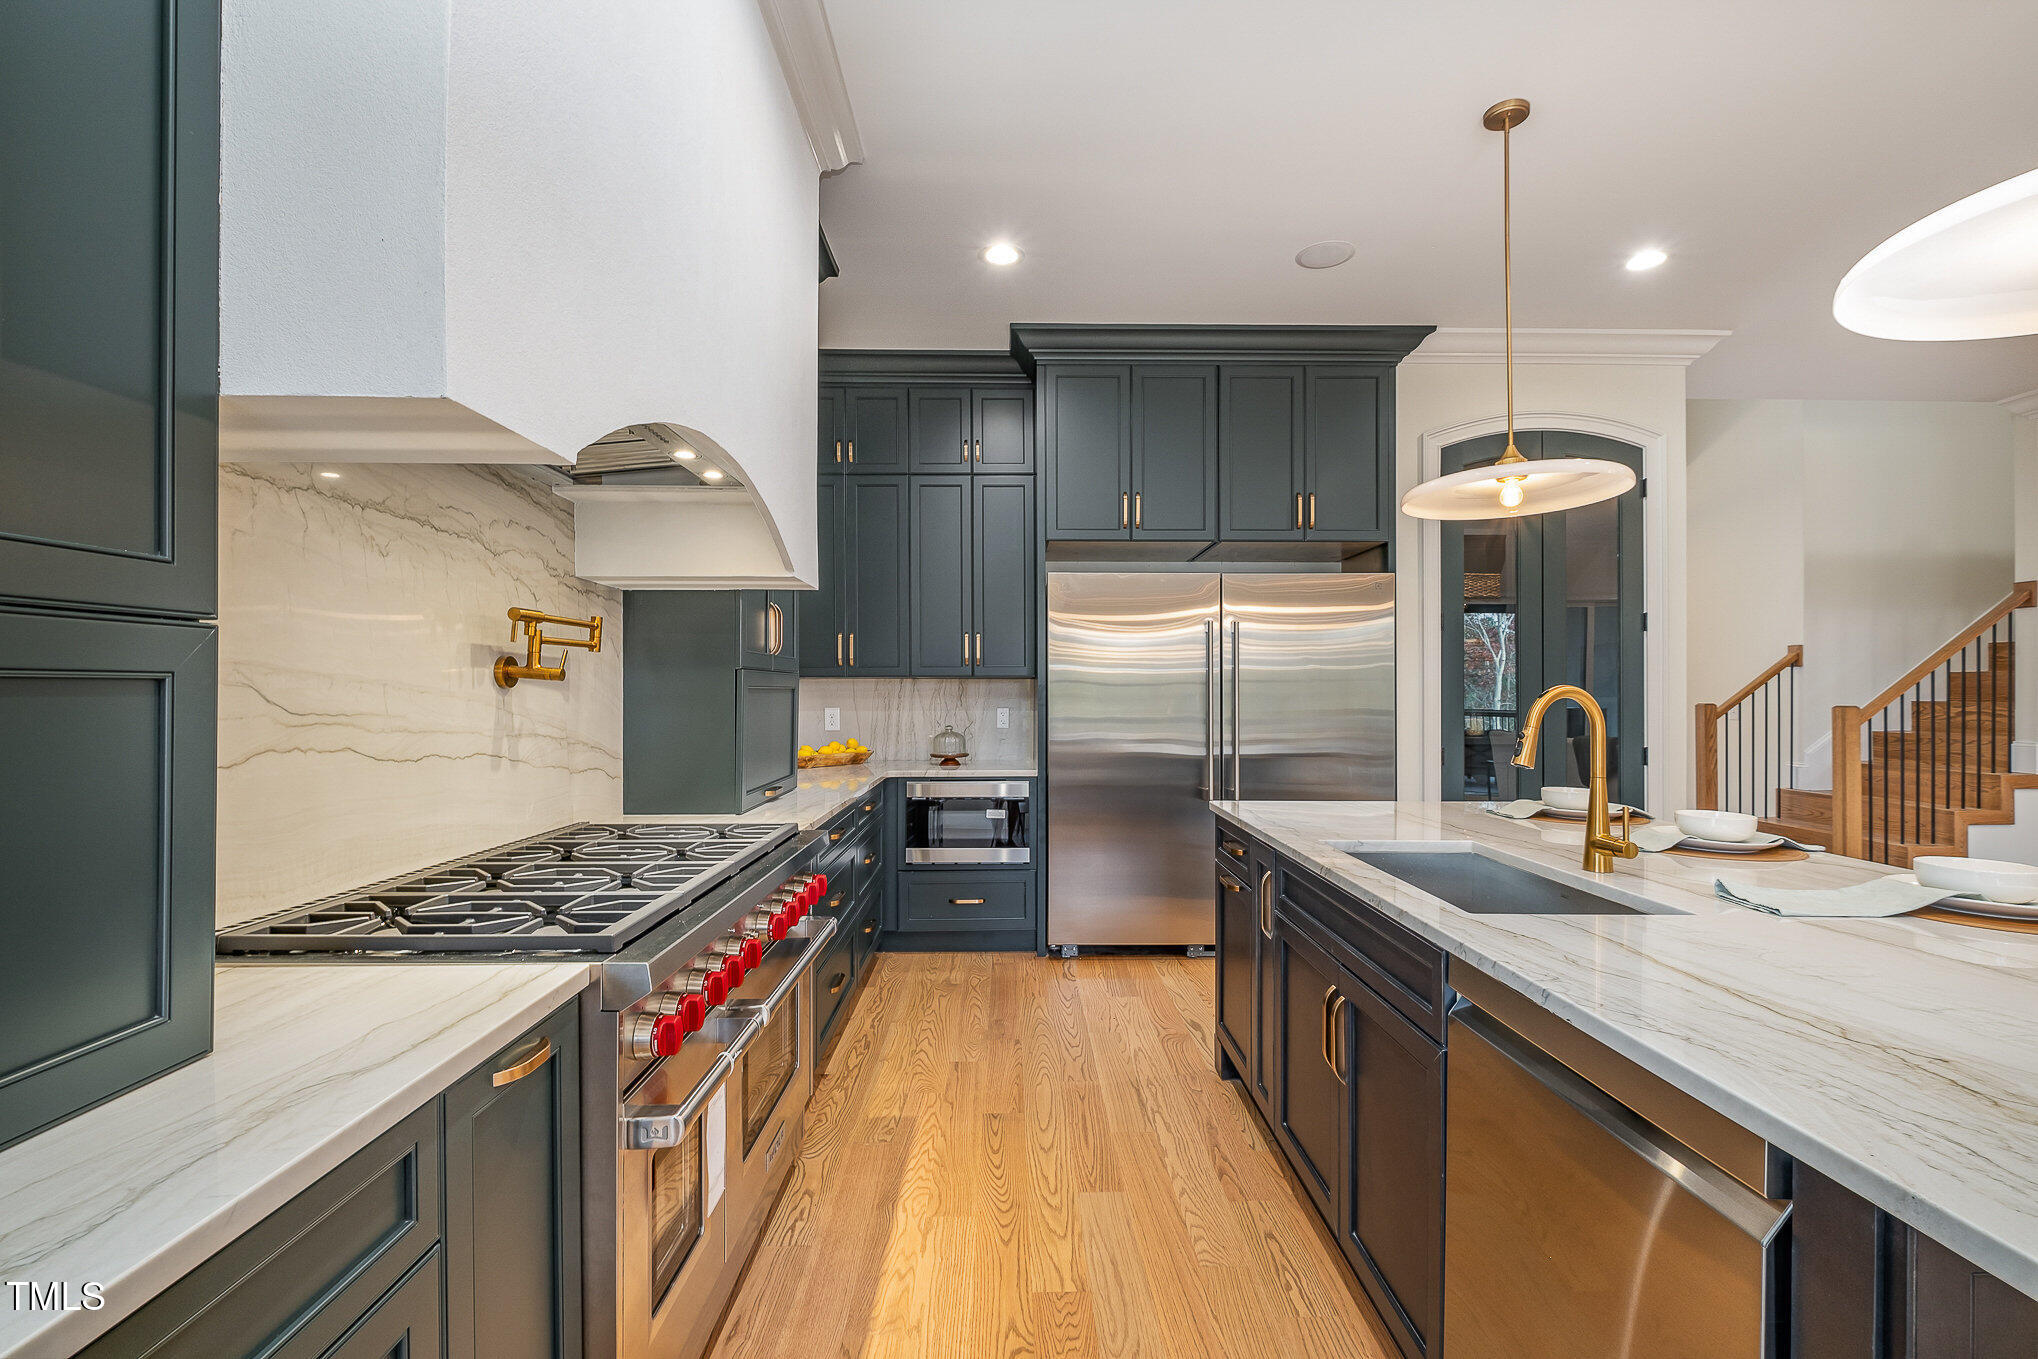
[1401,99,1636,522]
[1834,166,2038,340]
[1625,246,1668,272]
[1295,240,1357,270]
[982,242,1022,266]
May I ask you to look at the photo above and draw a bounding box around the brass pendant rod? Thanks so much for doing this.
[1503,117,1515,459]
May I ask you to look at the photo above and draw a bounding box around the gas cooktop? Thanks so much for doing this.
[216,821,798,955]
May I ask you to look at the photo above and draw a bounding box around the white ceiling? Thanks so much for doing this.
[816,0,2038,402]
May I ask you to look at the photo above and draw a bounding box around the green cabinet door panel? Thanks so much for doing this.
[844,476,912,674]
[1214,861,1257,1074]
[799,474,846,675]
[444,1006,582,1359]
[845,388,909,473]
[739,669,798,805]
[1131,365,1218,540]
[910,477,972,675]
[0,608,215,1153]
[817,388,847,471]
[972,476,1035,677]
[1304,367,1388,539]
[1042,366,1131,538]
[1271,917,1345,1224]
[972,388,1035,472]
[320,1252,444,1359]
[1218,366,1306,540]
[0,0,219,618]
[909,388,972,473]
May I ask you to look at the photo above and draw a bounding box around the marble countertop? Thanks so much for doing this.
[0,962,591,1359]
[1214,799,2038,1297]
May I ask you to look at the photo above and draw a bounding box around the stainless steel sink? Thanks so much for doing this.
[1344,849,1648,915]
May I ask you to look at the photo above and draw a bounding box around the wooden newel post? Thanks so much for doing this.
[1694,703,1719,811]
[1831,705,1864,860]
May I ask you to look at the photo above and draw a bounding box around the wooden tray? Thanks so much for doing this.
[1663,844,1810,864]
[1915,906,2038,934]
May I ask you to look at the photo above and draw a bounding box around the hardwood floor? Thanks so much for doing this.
[708,952,1394,1359]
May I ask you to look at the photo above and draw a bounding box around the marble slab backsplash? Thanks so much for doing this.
[798,678,1037,767]
[215,463,624,926]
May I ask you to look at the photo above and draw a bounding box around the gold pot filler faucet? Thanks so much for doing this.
[495,608,603,688]
[1512,684,1638,874]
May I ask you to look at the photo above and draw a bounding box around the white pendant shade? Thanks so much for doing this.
[1400,457,1636,521]
[1833,166,2038,341]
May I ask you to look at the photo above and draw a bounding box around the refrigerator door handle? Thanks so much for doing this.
[1203,618,1218,799]
[1228,618,1242,799]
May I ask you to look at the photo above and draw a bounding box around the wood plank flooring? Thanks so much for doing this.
[708,952,1394,1359]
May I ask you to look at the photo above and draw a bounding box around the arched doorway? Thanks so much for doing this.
[1439,429,1645,803]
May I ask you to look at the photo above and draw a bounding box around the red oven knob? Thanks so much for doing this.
[678,964,728,1006]
[721,955,747,988]
[674,992,708,1034]
[768,910,791,940]
[651,1013,685,1057]
[740,936,764,969]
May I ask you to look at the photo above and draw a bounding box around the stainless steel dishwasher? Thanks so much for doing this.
[1445,984,1791,1358]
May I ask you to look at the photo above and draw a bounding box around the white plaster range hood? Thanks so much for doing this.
[218,0,862,589]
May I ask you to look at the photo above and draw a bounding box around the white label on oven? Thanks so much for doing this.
[704,1088,728,1214]
[985,809,1006,819]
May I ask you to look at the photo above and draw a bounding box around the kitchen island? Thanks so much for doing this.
[1214,798,2038,1337]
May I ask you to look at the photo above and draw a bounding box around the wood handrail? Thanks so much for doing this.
[1857,581,2034,718]
[1712,645,1804,714]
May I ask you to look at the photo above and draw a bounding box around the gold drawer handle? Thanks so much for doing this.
[830,830,844,842]
[950,897,986,906]
[862,921,875,935]
[828,972,847,995]
[492,1036,553,1088]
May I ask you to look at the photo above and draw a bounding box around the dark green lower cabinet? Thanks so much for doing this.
[322,1251,443,1359]
[1214,859,1257,1076]
[444,1006,582,1359]
[890,870,1035,951]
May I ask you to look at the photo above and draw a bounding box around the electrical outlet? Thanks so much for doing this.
[824,707,840,731]
[996,707,1010,730]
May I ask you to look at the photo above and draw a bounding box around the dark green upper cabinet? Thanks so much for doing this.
[844,388,909,473]
[0,0,219,619]
[624,593,798,812]
[1040,365,1132,538]
[911,386,1035,474]
[973,388,1035,472]
[910,476,972,674]
[1219,366,1306,539]
[909,388,972,473]
[972,476,1035,676]
[1304,367,1390,540]
[738,590,797,673]
[798,472,846,675]
[843,475,911,674]
[817,389,846,472]
[1131,365,1218,540]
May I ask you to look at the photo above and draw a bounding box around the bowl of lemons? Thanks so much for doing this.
[797,738,871,768]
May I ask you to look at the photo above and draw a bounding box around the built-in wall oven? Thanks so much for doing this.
[903,780,1031,864]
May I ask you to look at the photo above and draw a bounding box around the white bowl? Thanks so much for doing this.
[1912,856,2038,905]
[1540,786,1591,812]
[1674,809,1759,843]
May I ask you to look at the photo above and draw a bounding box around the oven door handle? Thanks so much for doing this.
[724,917,838,1026]
[619,1050,734,1150]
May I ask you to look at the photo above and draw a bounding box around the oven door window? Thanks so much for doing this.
[743,993,800,1152]
[906,797,1029,850]
[650,1121,704,1305]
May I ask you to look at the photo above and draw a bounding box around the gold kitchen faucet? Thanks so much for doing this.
[495,608,603,688]
[1513,684,1638,874]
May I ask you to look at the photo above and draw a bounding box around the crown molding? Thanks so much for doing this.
[2001,387,2038,419]
[1010,324,1436,374]
[820,349,1028,384]
[1403,327,1731,366]
[755,0,864,173]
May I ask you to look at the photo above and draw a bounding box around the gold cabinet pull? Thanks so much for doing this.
[1321,989,1340,1074]
[963,629,970,664]
[975,632,983,665]
[1120,492,1129,529]
[492,1036,553,1088]
[862,920,876,934]
[849,633,856,666]
[766,602,784,654]
[828,972,847,996]
[847,439,855,464]
[1295,492,1303,529]
[1134,492,1143,528]
[834,439,843,464]
[974,438,983,462]
[1308,492,1316,529]
[1259,870,1273,936]
[829,829,844,842]
[836,632,844,666]
[950,897,986,906]
[964,439,971,460]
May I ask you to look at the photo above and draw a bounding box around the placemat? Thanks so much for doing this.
[1914,906,2038,934]
[1530,811,1654,827]
[1665,844,1809,864]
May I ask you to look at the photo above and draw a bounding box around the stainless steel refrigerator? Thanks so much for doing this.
[1046,572,1395,949]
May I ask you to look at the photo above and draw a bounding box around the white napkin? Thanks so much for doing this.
[1714,876,1952,918]
[1485,800,1547,820]
[1632,825,1827,854]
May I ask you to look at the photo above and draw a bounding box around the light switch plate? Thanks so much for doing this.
[824,707,840,731]
[996,707,1010,730]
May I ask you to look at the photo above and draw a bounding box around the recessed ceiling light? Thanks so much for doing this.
[317,470,341,479]
[1625,247,1668,272]
[1295,240,1356,270]
[701,467,724,481]
[671,446,695,461]
[982,242,1022,267]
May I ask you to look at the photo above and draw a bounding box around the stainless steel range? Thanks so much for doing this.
[217,817,839,1359]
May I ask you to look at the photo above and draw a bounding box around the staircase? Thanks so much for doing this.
[1698,585,2037,866]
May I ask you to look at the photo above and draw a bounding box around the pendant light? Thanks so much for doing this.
[1400,99,1636,521]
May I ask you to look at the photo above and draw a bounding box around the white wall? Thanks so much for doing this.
[1685,399,2018,788]
[222,0,821,582]
[2015,412,2038,769]
[1397,360,1691,815]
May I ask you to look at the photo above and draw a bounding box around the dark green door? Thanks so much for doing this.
[0,608,216,1152]
[1042,365,1131,538]
[445,1006,581,1359]
[1219,366,1305,540]
[1304,367,1389,540]
[1271,915,1346,1225]
[817,388,847,471]
[844,388,909,473]
[910,476,972,675]
[0,0,219,618]
[1440,430,1644,803]
[798,473,846,675]
[1131,365,1217,540]
[972,388,1034,472]
[909,388,972,473]
[972,475,1035,677]
[1214,864,1257,1073]
[844,476,910,674]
